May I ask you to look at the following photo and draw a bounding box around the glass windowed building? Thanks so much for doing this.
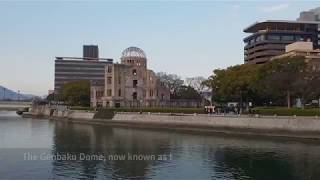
[243,20,320,64]
[54,45,113,93]
[54,57,113,93]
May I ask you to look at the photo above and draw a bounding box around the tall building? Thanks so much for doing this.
[244,8,320,64]
[83,45,99,60]
[54,46,113,93]
[91,47,170,108]
[244,21,320,64]
[297,7,320,21]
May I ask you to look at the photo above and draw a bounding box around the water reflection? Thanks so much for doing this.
[51,121,320,180]
[1,111,320,180]
[52,122,173,179]
[204,138,320,180]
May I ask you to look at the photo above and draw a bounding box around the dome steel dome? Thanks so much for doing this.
[121,47,146,59]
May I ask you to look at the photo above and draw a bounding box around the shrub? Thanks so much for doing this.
[110,107,205,114]
[251,107,320,116]
[93,107,205,119]
[70,106,93,111]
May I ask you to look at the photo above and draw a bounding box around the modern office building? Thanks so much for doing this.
[244,8,320,64]
[91,47,171,108]
[244,20,320,64]
[83,45,99,60]
[54,46,113,93]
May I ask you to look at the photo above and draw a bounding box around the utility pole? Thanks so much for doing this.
[3,88,5,100]
[18,90,20,101]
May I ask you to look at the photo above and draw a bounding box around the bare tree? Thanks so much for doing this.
[185,76,206,92]
[156,72,184,94]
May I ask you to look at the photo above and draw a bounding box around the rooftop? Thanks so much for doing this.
[121,47,146,59]
[244,20,320,33]
[55,57,113,62]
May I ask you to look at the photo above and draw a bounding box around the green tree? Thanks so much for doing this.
[204,56,320,109]
[203,68,229,103]
[171,85,202,100]
[60,80,90,107]
[204,64,259,111]
[260,56,306,108]
[291,67,320,109]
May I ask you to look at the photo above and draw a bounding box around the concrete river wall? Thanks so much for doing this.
[0,101,31,110]
[23,106,320,139]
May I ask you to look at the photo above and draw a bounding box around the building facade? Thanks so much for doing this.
[54,45,113,93]
[297,7,320,21]
[91,47,170,108]
[83,45,99,60]
[271,41,320,71]
[244,20,320,64]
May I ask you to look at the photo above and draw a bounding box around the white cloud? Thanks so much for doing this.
[260,3,290,13]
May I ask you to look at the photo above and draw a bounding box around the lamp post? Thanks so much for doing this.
[18,90,20,101]
[3,88,5,100]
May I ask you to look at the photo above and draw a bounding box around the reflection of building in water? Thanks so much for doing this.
[202,135,320,180]
[52,122,172,179]
[91,47,170,108]
[51,121,320,179]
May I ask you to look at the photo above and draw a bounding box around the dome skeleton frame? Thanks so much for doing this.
[121,47,146,59]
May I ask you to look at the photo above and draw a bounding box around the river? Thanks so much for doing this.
[0,110,319,180]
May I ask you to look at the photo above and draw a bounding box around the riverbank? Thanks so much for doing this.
[20,106,320,140]
[4,110,320,180]
[0,101,31,111]
[252,107,320,116]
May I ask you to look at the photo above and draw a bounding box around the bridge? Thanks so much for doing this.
[0,101,32,111]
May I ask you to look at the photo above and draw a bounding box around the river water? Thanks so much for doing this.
[0,111,319,180]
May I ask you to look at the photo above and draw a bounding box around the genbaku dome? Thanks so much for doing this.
[91,47,171,108]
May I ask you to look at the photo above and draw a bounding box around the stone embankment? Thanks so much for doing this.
[22,106,320,140]
[0,101,31,110]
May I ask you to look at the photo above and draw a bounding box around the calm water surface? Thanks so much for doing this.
[0,111,320,180]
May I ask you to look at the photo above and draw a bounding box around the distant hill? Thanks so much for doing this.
[0,85,35,100]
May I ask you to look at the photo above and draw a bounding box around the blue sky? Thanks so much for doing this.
[0,1,319,95]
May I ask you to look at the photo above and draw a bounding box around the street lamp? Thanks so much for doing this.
[3,88,5,100]
[18,90,20,101]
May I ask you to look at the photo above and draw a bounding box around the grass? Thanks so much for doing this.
[251,107,320,116]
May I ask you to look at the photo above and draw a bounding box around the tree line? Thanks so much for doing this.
[203,56,320,110]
